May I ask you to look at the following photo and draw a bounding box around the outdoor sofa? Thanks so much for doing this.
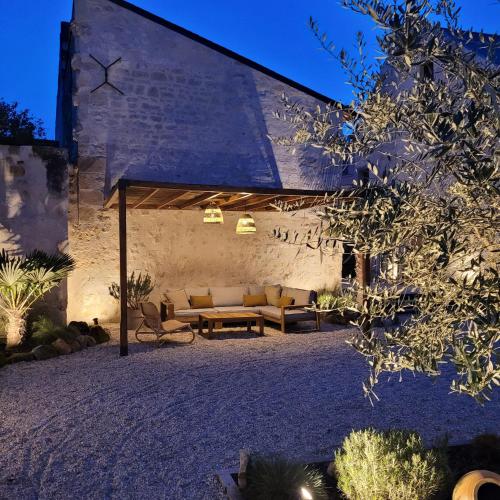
[161,285,318,333]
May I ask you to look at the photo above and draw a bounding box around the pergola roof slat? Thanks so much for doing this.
[104,179,338,212]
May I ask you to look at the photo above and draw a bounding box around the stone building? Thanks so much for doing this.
[50,0,353,323]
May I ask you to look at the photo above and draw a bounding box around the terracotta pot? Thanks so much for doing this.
[452,470,500,500]
[127,308,143,330]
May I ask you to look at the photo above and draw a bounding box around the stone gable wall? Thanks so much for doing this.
[62,0,342,321]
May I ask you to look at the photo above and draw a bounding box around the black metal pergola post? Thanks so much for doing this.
[118,179,128,356]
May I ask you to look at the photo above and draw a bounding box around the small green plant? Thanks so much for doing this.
[109,271,154,310]
[30,316,58,346]
[30,315,79,346]
[334,428,448,500]
[244,455,328,500]
[316,290,358,312]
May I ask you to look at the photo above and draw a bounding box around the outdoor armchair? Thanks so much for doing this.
[136,302,195,347]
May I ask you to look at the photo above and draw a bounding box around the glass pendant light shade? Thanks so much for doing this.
[236,213,256,234]
[203,203,223,224]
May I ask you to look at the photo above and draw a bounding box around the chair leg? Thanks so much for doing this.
[280,319,286,333]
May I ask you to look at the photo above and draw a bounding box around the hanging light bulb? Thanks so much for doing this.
[203,203,223,224]
[236,213,256,234]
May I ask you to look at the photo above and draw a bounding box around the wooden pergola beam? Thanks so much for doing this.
[249,195,308,212]
[223,194,278,211]
[132,188,159,208]
[176,191,222,209]
[156,190,188,209]
[217,193,253,207]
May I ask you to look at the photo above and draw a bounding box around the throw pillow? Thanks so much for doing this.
[278,296,294,307]
[190,295,214,309]
[243,294,268,307]
[264,285,281,307]
[164,289,190,311]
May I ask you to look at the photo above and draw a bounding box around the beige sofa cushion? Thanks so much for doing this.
[282,287,312,306]
[185,287,209,299]
[260,305,314,321]
[210,286,248,307]
[175,308,215,317]
[164,289,190,311]
[248,284,265,295]
[264,285,281,307]
[214,306,261,314]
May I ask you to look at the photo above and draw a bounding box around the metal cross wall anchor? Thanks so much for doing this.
[90,54,124,95]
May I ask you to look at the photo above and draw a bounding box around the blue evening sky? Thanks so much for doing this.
[0,0,498,138]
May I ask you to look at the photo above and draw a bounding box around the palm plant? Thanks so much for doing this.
[0,249,75,348]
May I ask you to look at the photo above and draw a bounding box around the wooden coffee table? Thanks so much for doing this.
[198,312,264,339]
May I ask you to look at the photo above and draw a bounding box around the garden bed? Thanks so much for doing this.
[217,439,500,500]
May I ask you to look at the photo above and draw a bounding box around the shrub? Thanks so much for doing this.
[109,271,154,310]
[30,316,58,346]
[30,316,79,345]
[334,429,448,500]
[244,455,328,500]
[316,291,358,313]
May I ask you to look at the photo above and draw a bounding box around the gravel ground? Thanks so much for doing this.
[0,322,498,500]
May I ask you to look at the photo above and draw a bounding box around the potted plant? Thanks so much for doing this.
[315,290,359,325]
[109,271,154,330]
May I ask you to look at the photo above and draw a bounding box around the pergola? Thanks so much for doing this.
[104,178,369,356]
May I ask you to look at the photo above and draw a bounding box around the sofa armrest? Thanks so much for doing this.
[160,301,175,321]
[282,303,315,310]
[280,303,315,322]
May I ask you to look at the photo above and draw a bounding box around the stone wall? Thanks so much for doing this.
[67,0,344,191]
[0,144,69,323]
[68,204,342,322]
[60,0,344,322]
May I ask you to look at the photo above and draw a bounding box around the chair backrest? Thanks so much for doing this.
[139,302,161,330]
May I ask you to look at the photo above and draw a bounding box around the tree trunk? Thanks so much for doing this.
[6,312,26,348]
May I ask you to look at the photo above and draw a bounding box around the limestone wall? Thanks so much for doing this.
[61,0,344,321]
[0,144,69,322]
[68,202,341,322]
[67,0,343,191]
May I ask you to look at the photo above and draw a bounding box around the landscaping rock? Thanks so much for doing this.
[90,326,111,344]
[75,335,88,348]
[32,345,59,361]
[78,335,97,347]
[52,338,72,355]
[7,352,35,364]
[68,321,90,335]
[68,339,82,352]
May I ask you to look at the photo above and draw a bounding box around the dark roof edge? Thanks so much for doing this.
[107,0,338,105]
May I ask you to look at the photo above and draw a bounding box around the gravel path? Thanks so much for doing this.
[1,323,498,500]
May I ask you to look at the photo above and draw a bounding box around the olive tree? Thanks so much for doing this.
[275,0,499,402]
